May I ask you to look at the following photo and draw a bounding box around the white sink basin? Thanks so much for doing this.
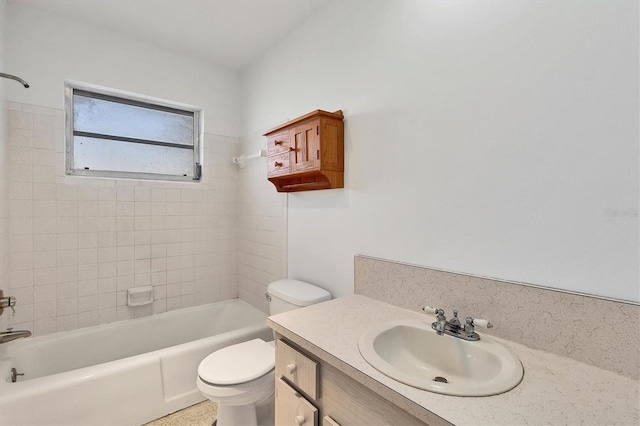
[358,319,523,396]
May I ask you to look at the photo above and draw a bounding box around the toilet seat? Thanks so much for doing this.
[197,369,275,402]
[198,339,275,386]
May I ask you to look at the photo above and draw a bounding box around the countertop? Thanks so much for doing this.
[267,295,639,425]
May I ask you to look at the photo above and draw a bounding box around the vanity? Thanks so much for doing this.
[267,294,639,425]
[273,337,423,425]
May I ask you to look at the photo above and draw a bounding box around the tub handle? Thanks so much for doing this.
[286,363,297,374]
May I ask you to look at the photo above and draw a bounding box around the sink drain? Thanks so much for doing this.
[433,376,448,383]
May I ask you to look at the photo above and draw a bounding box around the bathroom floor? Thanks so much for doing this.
[143,401,217,426]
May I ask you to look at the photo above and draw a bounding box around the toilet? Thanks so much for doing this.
[196,279,331,426]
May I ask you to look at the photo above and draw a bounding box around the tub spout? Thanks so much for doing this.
[0,328,32,344]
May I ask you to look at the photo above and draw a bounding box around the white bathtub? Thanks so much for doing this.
[0,299,272,426]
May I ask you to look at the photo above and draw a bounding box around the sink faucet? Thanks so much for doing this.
[0,328,32,344]
[433,309,447,335]
[422,306,492,341]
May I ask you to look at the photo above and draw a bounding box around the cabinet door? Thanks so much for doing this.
[275,377,318,426]
[276,339,319,399]
[289,119,320,173]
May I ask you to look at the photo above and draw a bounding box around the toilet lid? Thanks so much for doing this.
[198,339,275,385]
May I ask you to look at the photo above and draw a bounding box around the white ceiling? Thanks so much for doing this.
[14,0,330,70]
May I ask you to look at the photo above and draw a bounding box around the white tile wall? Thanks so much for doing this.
[5,102,239,336]
[237,131,288,313]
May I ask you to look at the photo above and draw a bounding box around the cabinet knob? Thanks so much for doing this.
[295,415,305,426]
[274,140,283,145]
[286,363,297,374]
[275,161,283,167]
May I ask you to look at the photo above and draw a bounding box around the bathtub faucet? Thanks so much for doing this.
[0,328,32,344]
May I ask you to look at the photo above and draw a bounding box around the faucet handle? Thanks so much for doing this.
[422,306,446,319]
[466,317,493,329]
[473,318,493,329]
[421,305,437,314]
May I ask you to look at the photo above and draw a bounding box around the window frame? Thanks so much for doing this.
[64,80,203,182]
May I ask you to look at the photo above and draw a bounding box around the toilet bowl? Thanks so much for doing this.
[197,279,331,426]
[197,339,275,426]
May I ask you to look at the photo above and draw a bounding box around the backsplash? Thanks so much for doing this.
[4,101,239,336]
[355,255,639,380]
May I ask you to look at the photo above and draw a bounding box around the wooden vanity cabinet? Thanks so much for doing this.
[274,338,428,426]
[264,110,344,192]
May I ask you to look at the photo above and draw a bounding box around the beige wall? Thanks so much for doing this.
[5,2,241,137]
[241,0,639,303]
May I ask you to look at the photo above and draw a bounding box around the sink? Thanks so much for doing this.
[358,319,523,396]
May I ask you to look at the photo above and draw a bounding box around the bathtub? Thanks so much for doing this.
[0,299,273,426]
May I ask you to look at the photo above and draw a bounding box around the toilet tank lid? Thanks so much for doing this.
[268,279,331,306]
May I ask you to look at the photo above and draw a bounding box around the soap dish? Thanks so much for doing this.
[127,286,153,307]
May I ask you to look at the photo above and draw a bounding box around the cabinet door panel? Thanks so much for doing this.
[319,120,342,171]
[275,377,318,426]
[290,119,320,173]
[276,339,319,399]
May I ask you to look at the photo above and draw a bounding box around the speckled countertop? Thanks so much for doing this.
[267,295,639,426]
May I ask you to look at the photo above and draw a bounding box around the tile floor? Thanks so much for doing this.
[143,400,217,426]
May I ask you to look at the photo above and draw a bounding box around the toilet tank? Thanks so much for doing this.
[267,279,331,316]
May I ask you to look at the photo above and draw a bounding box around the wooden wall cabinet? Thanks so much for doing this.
[264,110,344,193]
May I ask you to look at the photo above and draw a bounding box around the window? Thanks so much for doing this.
[64,81,202,181]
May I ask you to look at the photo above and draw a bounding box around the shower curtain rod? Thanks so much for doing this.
[0,73,29,88]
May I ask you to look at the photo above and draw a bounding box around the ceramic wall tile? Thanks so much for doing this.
[3,102,240,336]
[236,131,287,314]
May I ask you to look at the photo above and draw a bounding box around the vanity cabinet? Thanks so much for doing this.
[274,338,428,426]
[264,110,344,193]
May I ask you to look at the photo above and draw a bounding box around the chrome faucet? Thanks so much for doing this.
[433,308,448,335]
[422,306,493,341]
[0,328,32,344]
